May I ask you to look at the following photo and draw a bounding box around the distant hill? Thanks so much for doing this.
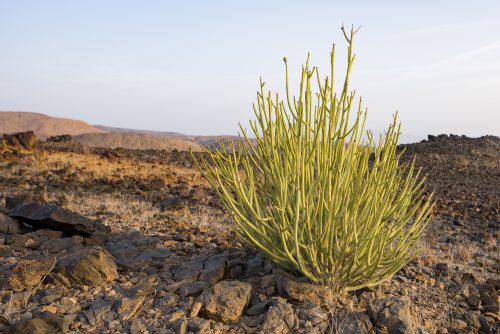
[0,111,104,137]
[74,132,204,152]
[93,125,184,137]
[93,124,251,150]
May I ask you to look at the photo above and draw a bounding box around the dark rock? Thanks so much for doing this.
[188,317,211,333]
[245,253,264,277]
[56,246,118,286]
[200,280,252,323]
[249,293,268,307]
[199,255,226,285]
[179,281,209,298]
[435,263,449,271]
[0,213,22,234]
[246,301,268,316]
[8,199,107,236]
[173,259,204,282]
[46,135,73,143]
[5,196,26,210]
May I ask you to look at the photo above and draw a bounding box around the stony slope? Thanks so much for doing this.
[0,134,498,333]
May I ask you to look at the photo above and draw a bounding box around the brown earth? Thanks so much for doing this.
[0,133,498,333]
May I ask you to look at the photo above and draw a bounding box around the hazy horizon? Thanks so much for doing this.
[1,1,499,140]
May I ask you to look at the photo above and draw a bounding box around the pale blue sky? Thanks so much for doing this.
[1,1,499,141]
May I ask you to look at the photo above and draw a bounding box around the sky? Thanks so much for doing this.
[1,1,499,142]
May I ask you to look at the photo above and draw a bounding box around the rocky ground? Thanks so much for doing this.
[0,133,498,334]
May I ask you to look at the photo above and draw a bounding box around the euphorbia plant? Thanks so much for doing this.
[193,26,434,292]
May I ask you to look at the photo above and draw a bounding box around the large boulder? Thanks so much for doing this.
[200,280,252,323]
[55,246,118,286]
[7,200,107,236]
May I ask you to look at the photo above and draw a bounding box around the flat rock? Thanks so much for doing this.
[200,280,252,323]
[7,200,107,236]
[56,246,118,286]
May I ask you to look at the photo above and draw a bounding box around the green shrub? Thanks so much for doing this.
[193,26,434,292]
